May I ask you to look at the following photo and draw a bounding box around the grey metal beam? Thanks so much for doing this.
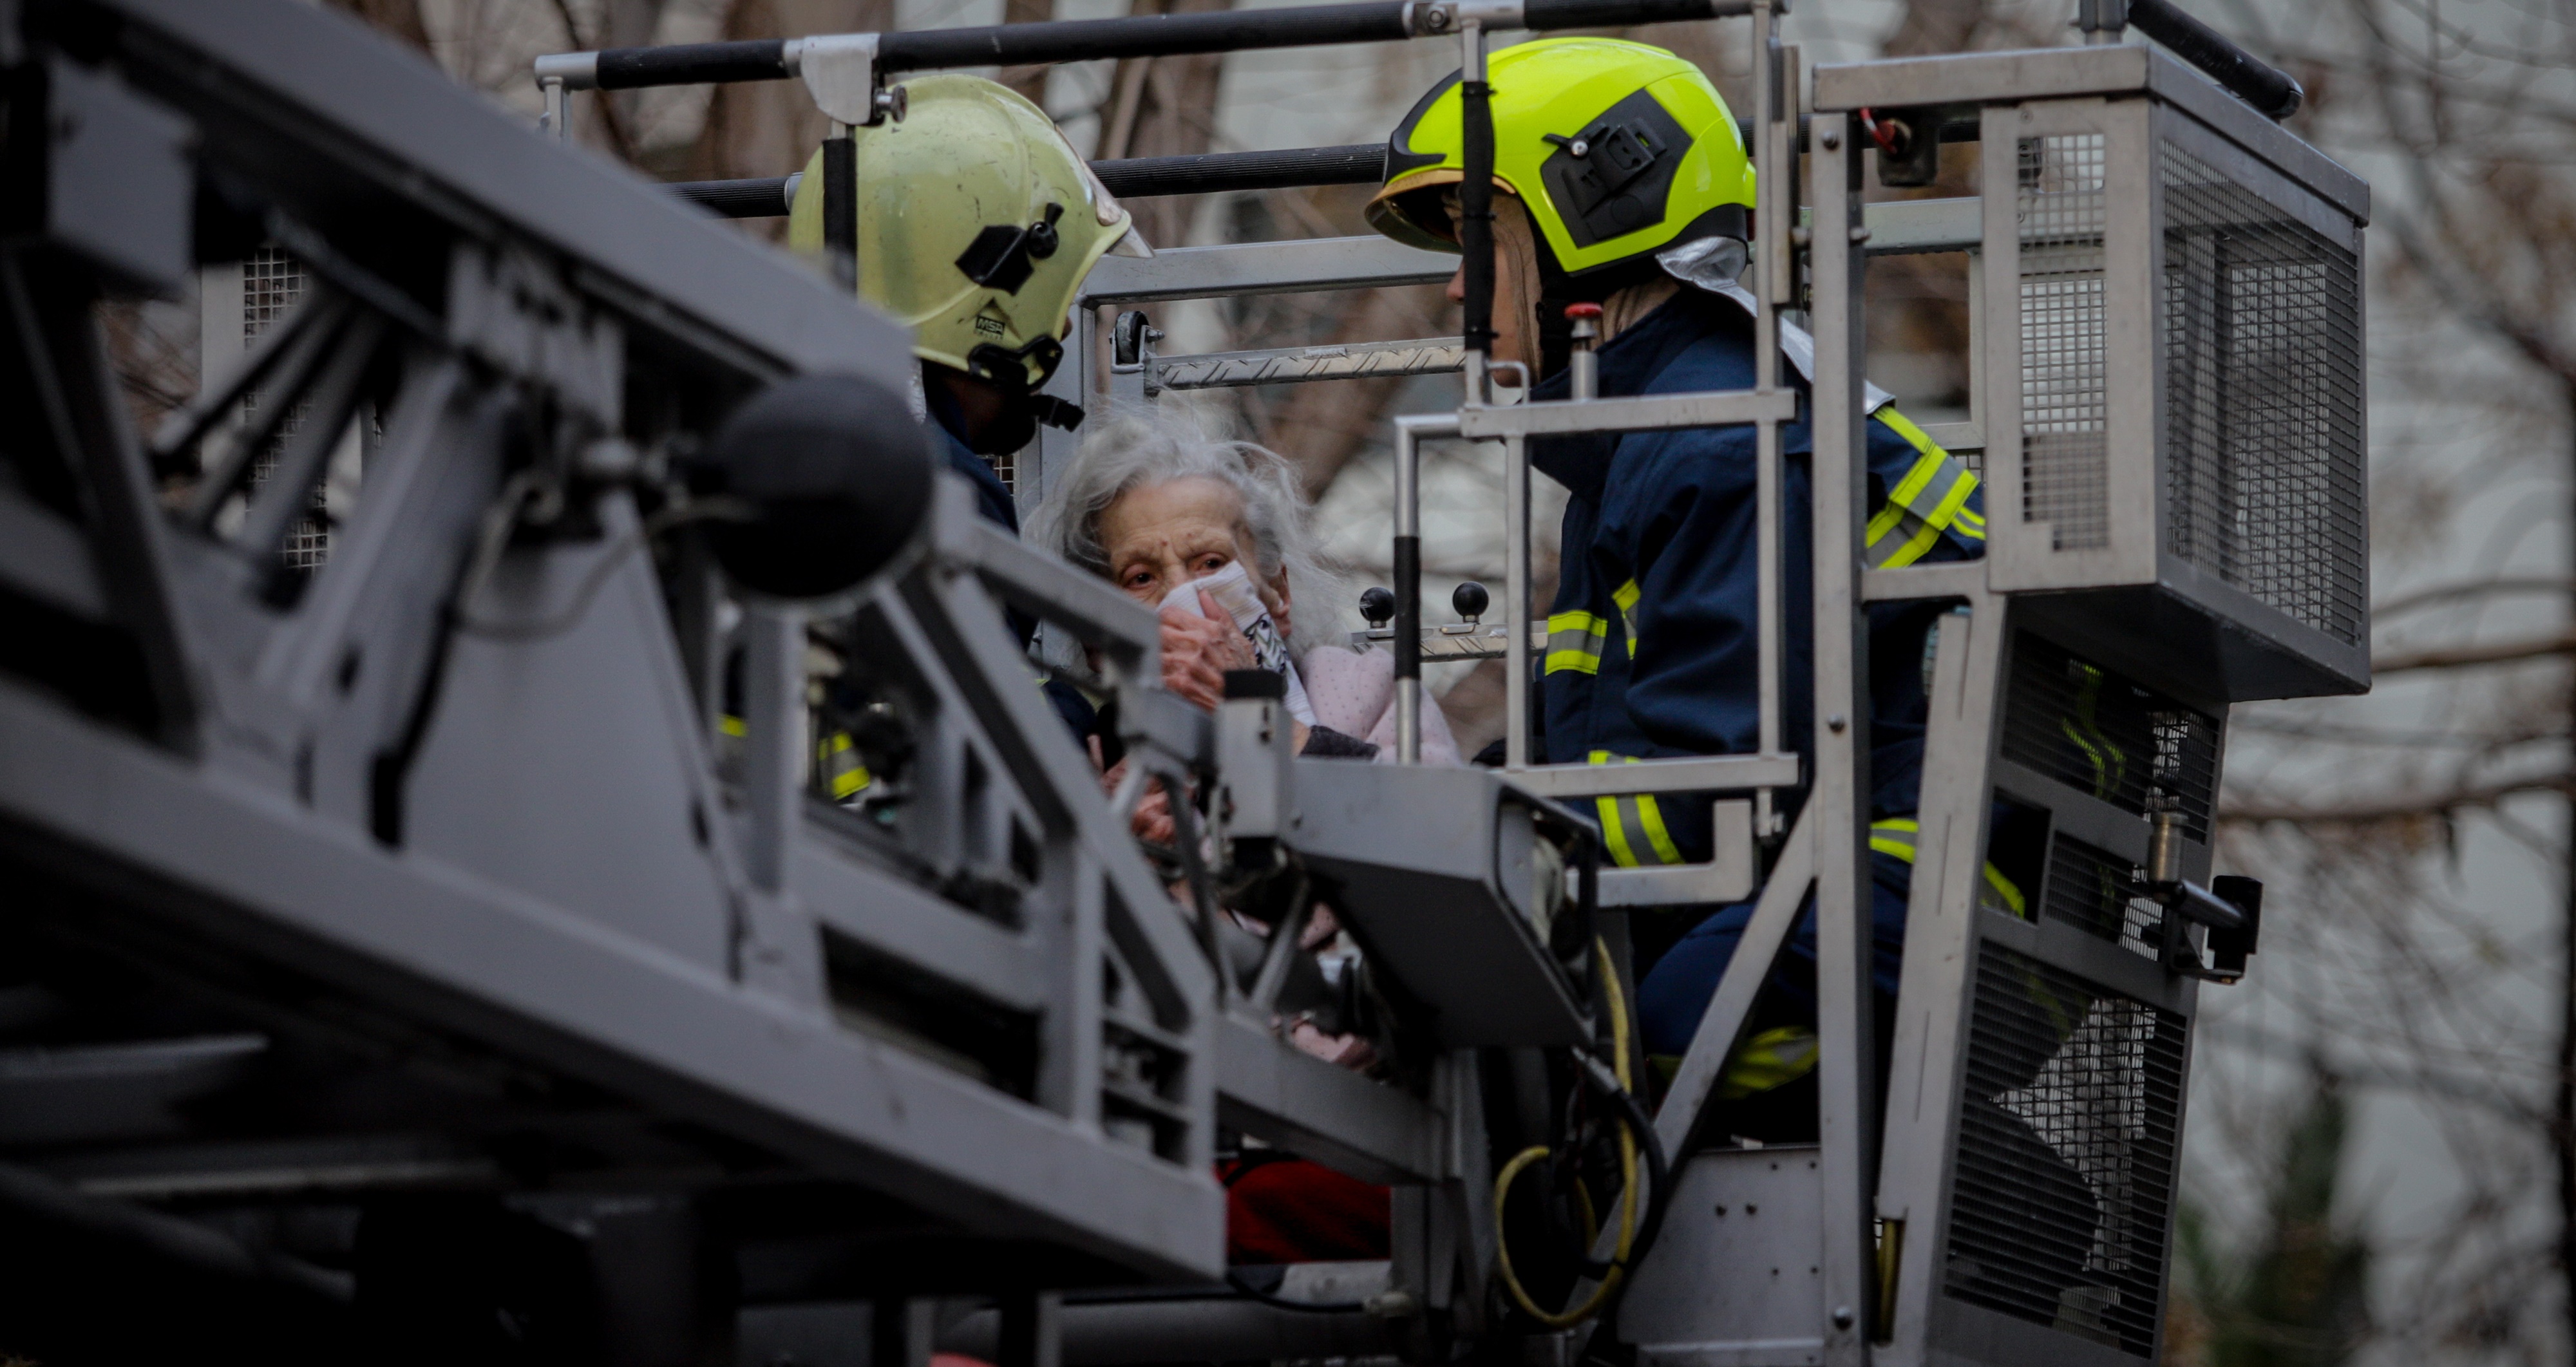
[1504,752,1799,798]
[0,674,1226,1280]
[1214,1016,1444,1186]
[942,1286,1400,1364]
[1860,196,1980,256]
[0,489,107,619]
[109,0,913,389]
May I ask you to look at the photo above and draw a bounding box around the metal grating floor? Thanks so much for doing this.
[2159,142,2367,648]
[2000,634,2221,842]
[1945,944,2186,1357]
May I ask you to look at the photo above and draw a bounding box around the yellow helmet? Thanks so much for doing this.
[1366,38,1753,280]
[788,74,1139,390]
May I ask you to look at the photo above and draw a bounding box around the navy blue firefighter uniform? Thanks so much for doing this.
[1526,285,1996,1115]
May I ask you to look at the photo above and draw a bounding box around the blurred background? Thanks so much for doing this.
[115,0,2576,1360]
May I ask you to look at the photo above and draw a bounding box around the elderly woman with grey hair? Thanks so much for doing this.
[1032,408,1461,765]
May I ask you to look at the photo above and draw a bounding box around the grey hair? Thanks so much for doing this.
[1030,404,1349,654]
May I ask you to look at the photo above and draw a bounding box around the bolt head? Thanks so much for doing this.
[1820,127,1841,150]
[1832,1305,1857,1330]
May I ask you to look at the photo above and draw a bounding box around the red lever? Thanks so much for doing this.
[1563,302,1604,321]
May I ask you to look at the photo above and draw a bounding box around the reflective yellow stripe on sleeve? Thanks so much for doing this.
[1613,579,1642,655]
[1546,610,1609,675]
[1716,1026,1821,1100]
[1678,819,2053,1103]
[1587,751,1685,867]
[821,730,872,800]
[2061,664,2127,801]
[1867,816,2025,919]
[1865,408,1985,570]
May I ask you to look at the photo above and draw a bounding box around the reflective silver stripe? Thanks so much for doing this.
[1547,612,1609,674]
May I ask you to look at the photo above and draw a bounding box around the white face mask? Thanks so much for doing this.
[1159,560,1315,725]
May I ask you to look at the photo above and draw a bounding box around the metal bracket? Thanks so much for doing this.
[1588,800,1759,907]
[791,32,887,126]
[1403,0,1526,35]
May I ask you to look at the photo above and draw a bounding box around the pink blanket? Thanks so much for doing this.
[1299,645,1461,766]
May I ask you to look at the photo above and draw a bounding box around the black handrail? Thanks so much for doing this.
[676,175,800,219]
[567,0,1748,92]
[667,144,1388,218]
[2126,0,2304,119]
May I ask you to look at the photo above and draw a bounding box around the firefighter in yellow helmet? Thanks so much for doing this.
[788,73,1144,531]
[1370,38,2000,1137]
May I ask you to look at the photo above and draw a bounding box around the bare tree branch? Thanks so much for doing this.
[2223,775,2573,825]
[2374,632,2576,674]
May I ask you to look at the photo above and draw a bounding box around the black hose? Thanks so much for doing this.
[1580,1053,1673,1288]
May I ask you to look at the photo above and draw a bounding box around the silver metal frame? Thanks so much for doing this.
[3,3,2366,1362]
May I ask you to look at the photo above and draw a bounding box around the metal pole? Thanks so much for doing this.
[536,1,1757,94]
[1456,15,1495,407]
[1806,109,1877,1367]
[1391,413,1457,764]
[1751,1,1785,836]
[822,121,858,292]
[1504,432,1531,769]
[743,603,806,896]
[1395,420,1423,764]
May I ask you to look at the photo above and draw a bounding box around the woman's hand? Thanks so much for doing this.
[1099,756,1178,846]
[1159,590,1256,710]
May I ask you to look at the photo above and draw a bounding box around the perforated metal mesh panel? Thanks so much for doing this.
[2000,634,2221,841]
[2041,834,2159,959]
[2017,135,2111,552]
[238,247,334,571]
[1945,944,2186,1357]
[243,246,305,339]
[2159,144,2367,646]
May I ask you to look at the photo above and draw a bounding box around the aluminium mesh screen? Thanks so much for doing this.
[2000,634,2222,842]
[240,247,334,572]
[1944,944,2186,1357]
[2041,834,2160,959]
[2159,143,2367,647]
[2018,135,2111,552]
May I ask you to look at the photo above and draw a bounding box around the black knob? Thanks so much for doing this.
[700,374,931,599]
[1359,586,1396,626]
[1452,581,1490,621]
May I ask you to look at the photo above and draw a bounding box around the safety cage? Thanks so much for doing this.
[1819,45,2370,707]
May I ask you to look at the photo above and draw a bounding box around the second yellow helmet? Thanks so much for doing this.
[788,74,1141,390]
[1366,38,1754,279]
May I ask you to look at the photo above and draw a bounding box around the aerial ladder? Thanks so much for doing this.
[0,0,2360,1364]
